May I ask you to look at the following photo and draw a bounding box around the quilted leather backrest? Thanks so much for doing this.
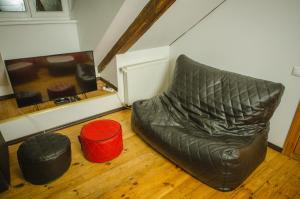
[167,55,284,129]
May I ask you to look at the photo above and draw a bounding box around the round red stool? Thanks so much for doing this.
[79,119,123,163]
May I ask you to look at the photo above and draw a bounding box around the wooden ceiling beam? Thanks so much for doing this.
[98,0,176,72]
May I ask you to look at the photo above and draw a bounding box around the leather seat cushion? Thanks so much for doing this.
[132,97,268,191]
[17,133,71,185]
[131,55,284,191]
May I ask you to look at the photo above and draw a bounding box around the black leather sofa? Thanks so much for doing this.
[132,55,284,191]
[0,132,10,192]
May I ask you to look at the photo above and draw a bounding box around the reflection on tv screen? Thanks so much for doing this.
[5,51,97,108]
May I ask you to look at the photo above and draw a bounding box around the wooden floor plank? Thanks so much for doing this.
[98,156,189,199]
[161,177,202,199]
[1,109,300,199]
[216,152,287,199]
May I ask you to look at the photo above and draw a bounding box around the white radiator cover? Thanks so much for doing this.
[122,58,169,105]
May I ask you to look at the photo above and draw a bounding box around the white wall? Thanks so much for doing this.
[96,0,149,77]
[0,22,80,96]
[170,0,300,147]
[73,0,124,51]
[131,0,224,51]
[101,57,118,87]
[125,0,225,108]
[97,0,149,87]
[101,0,224,86]
[0,22,80,60]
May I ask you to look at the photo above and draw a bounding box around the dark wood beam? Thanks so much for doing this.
[98,0,176,72]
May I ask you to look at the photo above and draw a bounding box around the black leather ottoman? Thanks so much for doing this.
[17,133,71,185]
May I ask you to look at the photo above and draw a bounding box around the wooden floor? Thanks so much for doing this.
[1,110,300,199]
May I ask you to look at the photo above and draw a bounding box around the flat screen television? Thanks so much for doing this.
[5,51,97,108]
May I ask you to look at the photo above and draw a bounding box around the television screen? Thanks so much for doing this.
[5,51,97,108]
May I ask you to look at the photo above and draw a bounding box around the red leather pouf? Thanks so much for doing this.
[79,120,123,163]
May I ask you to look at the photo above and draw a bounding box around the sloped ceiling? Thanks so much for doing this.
[73,0,124,51]
[130,0,225,51]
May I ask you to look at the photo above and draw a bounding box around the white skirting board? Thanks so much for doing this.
[0,94,122,142]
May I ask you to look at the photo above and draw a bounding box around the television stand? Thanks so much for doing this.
[54,96,81,105]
